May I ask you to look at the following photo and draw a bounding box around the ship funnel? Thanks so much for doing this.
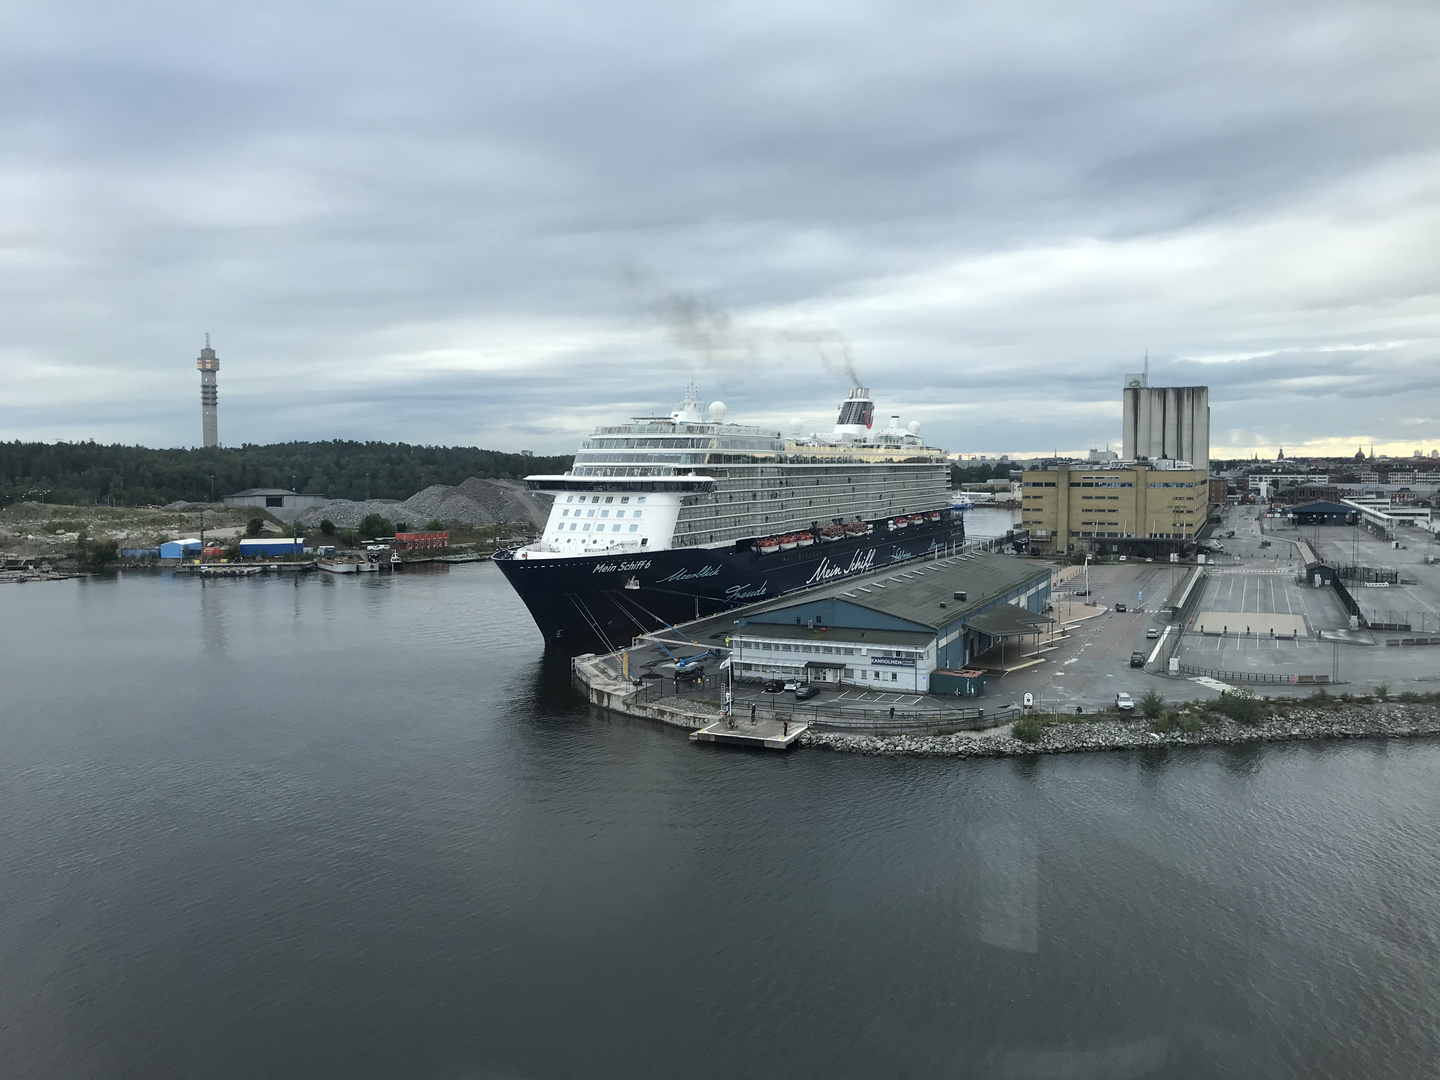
[832,387,875,438]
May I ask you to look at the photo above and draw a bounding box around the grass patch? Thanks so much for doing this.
[1214,690,1265,725]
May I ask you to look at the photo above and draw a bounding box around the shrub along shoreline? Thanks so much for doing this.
[801,692,1440,758]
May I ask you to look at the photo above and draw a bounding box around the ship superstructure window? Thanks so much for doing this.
[615,511,625,518]
[629,525,638,532]
[637,497,646,503]
[620,497,630,503]
[583,524,591,531]
[605,496,613,503]
[587,509,595,517]
[566,495,574,502]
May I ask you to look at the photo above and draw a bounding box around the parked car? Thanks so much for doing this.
[1114,602,1127,613]
[794,684,817,701]
[1146,627,1160,639]
[1116,692,1135,710]
[783,680,800,692]
[1130,651,1146,668]
[763,680,785,693]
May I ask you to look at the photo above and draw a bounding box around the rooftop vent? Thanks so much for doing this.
[953,591,968,601]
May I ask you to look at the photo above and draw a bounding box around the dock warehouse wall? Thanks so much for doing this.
[727,553,1050,692]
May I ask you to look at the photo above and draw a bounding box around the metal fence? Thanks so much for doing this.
[628,672,1025,733]
[1175,663,1333,685]
[1338,565,1400,584]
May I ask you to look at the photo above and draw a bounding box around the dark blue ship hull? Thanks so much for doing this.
[494,513,967,643]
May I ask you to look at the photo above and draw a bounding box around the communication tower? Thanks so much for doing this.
[197,334,219,447]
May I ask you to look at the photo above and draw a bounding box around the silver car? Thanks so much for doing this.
[1116,692,1135,711]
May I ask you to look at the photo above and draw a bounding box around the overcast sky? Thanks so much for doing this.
[2,0,1437,458]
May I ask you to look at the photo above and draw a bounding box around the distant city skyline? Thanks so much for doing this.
[2,2,1436,459]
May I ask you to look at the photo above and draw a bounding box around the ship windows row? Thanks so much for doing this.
[565,495,647,504]
[560,508,644,519]
[556,523,641,533]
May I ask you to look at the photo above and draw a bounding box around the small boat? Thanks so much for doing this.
[951,493,975,511]
[390,552,403,571]
[844,521,868,536]
[818,524,844,543]
[778,534,798,551]
[794,531,814,547]
[927,511,942,523]
[893,517,908,529]
[756,537,779,555]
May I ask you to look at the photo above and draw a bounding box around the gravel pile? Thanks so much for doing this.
[801,702,1440,757]
[289,477,552,530]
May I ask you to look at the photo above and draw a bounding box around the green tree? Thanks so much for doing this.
[319,518,336,536]
[246,518,264,537]
[425,518,444,531]
[1139,689,1165,719]
[394,521,412,533]
[78,534,118,568]
[358,513,394,539]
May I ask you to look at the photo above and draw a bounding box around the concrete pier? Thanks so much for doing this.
[690,715,807,750]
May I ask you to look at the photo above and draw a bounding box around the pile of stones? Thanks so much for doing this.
[801,701,1440,757]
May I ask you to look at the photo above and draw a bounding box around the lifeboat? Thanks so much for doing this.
[927,511,942,523]
[795,531,815,547]
[757,537,779,554]
[894,516,909,529]
[819,524,844,542]
[778,534,798,551]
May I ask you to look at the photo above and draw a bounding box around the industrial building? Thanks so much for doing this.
[159,538,202,559]
[1121,378,1210,471]
[1288,501,1359,526]
[238,538,309,558]
[728,552,1052,693]
[197,335,219,448]
[223,488,329,511]
[1020,461,1209,557]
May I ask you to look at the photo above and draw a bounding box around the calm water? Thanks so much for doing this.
[3,566,1439,1079]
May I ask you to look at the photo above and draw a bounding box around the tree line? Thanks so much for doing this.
[0,440,573,507]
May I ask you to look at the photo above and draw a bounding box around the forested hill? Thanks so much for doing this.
[0,440,573,507]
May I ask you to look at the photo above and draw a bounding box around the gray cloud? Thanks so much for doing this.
[1,0,1437,457]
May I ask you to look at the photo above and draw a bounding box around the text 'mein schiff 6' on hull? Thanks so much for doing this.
[493,385,964,643]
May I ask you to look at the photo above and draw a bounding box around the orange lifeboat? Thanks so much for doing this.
[757,537,779,554]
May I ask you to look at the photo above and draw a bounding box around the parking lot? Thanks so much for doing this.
[607,503,1440,717]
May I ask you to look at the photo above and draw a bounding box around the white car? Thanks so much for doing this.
[1116,692,1135,711]
[783,680,800,692]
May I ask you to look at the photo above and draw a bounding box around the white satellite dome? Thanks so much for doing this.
[708,401,727,422]
[790,417,804,435]
[907,420,921,435]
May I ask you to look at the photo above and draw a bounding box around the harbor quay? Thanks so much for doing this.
[572,502,1440,754]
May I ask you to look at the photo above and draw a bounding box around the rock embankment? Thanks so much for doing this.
[801,702,1440,757]
[287,477,553,530]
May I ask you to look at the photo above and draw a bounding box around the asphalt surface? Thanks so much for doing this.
[613,503,1440,713]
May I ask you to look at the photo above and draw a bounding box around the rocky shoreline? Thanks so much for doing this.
[800,701,1440,757]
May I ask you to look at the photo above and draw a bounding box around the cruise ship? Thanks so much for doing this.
[494,385,964,643]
